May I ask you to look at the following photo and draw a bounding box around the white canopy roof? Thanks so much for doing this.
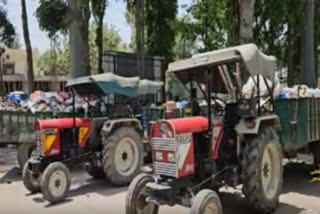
[167,44,276,81]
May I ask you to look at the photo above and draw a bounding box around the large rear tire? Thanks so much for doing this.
[22,160,41,193]
[102,127,143,186]
[17,143,36,169]
[241,127,283,214]
[126,174,159,214]
[190,189,222,214]
[40,162,71,204]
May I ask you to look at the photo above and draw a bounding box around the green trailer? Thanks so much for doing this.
[0,110,84,168]
[274,97,320,163]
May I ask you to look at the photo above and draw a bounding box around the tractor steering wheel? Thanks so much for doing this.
[210,96,226,117]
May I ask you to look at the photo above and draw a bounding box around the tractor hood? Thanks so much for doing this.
[35,118,92,130]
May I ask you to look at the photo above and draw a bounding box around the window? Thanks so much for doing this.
[2,63,15,75]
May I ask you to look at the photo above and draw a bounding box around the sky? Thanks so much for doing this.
[6,0,192,54]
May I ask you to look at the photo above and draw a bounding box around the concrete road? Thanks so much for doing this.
[1,147,320,214]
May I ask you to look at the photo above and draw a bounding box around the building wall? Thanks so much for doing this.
[0,48,39,77]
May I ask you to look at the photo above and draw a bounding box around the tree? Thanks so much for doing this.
[91,0,108,73]
[36,0,90,78]
[21,0,34,93]
[145,0,178,62]
[38,24,127,75]
[300,0,316,87]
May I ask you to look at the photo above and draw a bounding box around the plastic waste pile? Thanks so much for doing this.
[242,75,320,100]
[0,91,98,113]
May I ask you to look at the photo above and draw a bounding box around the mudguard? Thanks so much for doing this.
[236,115,280,134]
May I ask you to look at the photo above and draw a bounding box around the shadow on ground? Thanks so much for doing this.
[220,191,304,214]
[31,175,127,207]
[0,166,21,184]
[282,162,320,197]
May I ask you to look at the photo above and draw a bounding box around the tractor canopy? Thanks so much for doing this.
[66,73,163,97]
[168,43,276,84]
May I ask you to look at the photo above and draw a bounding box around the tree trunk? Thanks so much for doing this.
[300,0,316,87]
[287,23,295,87]
[97,16,104,74]
[238,0,255,44]
[136,0,145,78]
[68,0,90,78]
[21,0,34,93]
[95,0,107,74]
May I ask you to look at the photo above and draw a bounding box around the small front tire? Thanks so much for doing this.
[22,160,41,193]
[126,174,159,214]
[190,189,223,214]
[40,162,71,204]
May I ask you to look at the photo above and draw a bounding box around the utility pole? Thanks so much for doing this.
[136,0,145,78]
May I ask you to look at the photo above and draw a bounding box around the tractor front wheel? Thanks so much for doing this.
[40,162,71,204]
[103,127,143,186]
[241,127,283,214]
[190,189,222,214]
[22,160,41,193]
[126,174,159,214]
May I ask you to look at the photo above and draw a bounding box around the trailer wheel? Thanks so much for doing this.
[126,174,159,214]
[17,143,36,169]
[311,142,320,167]
[103,127,143,186]
[22,161,41,193]
[241,128,283,214]
[40,162,71,204]
[190,189,222,214]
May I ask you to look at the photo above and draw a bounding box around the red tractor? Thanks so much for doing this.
[126,44,283,214]
[22,73,163,203]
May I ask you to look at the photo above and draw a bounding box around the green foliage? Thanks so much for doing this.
[0,2,16,54]
[145,0,178,61]
[172,15,197,60]
[91,0,108,21]
[36,0,68,38]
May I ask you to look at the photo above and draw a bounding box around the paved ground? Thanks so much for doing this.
[1,147,320,214]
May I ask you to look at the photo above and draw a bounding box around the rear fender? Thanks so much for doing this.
[102,118,143,137]
[236,115,280,135]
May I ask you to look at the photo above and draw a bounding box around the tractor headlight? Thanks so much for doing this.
[155,151,163,161]
[167,152,175,162]
[160,123,168,134]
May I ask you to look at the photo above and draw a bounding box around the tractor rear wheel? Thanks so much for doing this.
[102,127,143,186]
[40,162,71,204]
[241,127,283,214]
[17,143,36,169]
[190,189,222,214]
[126,173,159,214]
[22,160,41,193]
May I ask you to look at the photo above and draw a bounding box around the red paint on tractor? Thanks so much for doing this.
[151,116,209,138]
[35,118,92,129]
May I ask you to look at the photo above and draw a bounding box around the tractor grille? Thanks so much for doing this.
[151,137,175,151]
[153,162,177,177]
[151,137,177,177]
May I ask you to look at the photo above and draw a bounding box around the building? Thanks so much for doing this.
[0,48,67,93]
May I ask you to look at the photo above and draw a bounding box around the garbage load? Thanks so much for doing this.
[0,90,98,113]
